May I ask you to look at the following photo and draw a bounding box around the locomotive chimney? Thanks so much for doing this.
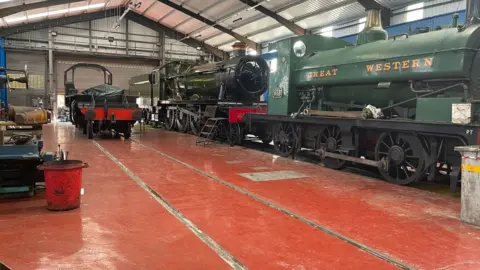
[231,42,247,57]
[466,0,480,25]
[356,9,388,45]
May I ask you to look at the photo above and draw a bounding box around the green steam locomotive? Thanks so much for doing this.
[130,42,269,136]
[132,0,480,190]
[243,0,480,190]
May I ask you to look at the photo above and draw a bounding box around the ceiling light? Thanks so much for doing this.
[6,3,106,23]
[0,0,13,3]
[5,16,27,24]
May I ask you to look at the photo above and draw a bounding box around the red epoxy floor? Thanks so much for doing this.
[1,123,480,269]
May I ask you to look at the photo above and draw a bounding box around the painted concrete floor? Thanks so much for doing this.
[1,123,480,269]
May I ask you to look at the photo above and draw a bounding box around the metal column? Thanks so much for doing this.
[0,38,6,111]
[126,19,130,56]
[48,27,56,120]
[158,29,165,66]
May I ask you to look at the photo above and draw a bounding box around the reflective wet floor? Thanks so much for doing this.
[1,123,480,269]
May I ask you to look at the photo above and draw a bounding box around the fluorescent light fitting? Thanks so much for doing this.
[8,3,106,23]
[0,0,13,3]
[5,16,27,23]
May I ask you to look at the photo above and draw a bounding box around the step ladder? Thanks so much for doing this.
[195,117,227,146]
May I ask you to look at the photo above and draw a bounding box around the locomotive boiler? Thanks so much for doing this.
[242,0,480,189]
[136,42,270,135]
[164,47,269,103]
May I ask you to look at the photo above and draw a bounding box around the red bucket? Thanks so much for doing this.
[38,160,88,211]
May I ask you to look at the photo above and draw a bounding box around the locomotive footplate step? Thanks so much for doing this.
[195,118,228,146]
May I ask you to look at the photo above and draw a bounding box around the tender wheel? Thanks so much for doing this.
[228,123,243,146]
[70,101,77,126]
[176,111,189,133]
[87,121,93,139]
[165,109,175,131]
[375,132,425,185]
[272,122,296,157]
[213,120,228,142]
[316,125,347,170]
[262,139,271,146]
[189,115,201,135]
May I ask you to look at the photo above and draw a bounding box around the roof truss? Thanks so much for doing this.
[0,7,227,60]
[155,0,260,51]
[127,12,227,60]
[0,0,85,18]
[239,0,308,35]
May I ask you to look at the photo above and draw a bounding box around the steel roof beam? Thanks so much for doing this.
[0,0,85,18]
[0,8,226,60]
[127,12,227,60]
[239,0,308,35]
[356,0,385,10]
[0,8,119,37]
[155,0,260,51]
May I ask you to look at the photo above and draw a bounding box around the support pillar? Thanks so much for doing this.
[48,27,56,121]
[126,18,130,55]
[455,145,480,227]
[88,21,92,53]
[158,29,165,67]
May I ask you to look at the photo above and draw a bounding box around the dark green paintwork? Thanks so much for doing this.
[267,35,351,115]
[356,26,388,45]
[266,23,480,123]
[415,97,464,122]
[295,25,480,87]
[182,74,218,99]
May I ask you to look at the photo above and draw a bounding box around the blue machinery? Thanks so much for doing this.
[0,40,56,196]
[0,38,6,111]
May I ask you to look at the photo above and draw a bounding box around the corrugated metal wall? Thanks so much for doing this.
[333,0,466,39]
[4,17,208,61]
[392,0,465,24]
[6,51,46,106]
[261,0,466,48]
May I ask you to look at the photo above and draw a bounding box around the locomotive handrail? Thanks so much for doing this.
[392,34,409,40]
[381,82,467,111]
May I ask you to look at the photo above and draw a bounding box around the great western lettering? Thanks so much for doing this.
[305,68,338,79]
[366,57,433,72]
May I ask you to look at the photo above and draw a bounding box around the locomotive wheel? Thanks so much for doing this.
[375,132,425,185]
[165,109,176,131]
[262,138,272,146]
[189,115,201,136]
[176,111,189,133]
[272,122,296,157]
[228,123,243,146]
[316,126,348,170]
[124,130,131,139]
[70,101,77,126]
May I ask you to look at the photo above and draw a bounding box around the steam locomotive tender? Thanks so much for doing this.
[241,0,480,191]
[65,63,142,139]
